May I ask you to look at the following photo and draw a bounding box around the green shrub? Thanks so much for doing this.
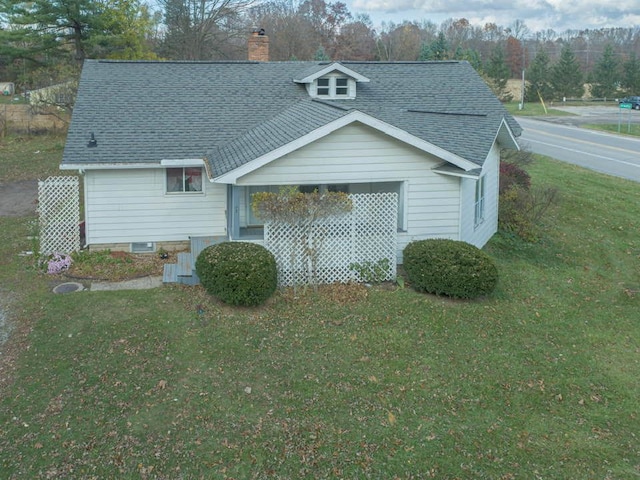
[403,239,498,299]
[195,242,278,307]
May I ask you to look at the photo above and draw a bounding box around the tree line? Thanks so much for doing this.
[2,0,640,106]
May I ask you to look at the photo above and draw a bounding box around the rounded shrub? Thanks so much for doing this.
[195,242,278,306]
[403,239,498,299]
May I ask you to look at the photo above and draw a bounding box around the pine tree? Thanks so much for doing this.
[314,46,330,61]
[0,0,156,65]
[621,53,640,96]
[526,49,553,103]
[485,45,512,101]
[550,45,584,101]
[590,44,619,99]
[419,32,449,61]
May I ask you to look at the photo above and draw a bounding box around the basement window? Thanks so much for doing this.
[131,242,155,253]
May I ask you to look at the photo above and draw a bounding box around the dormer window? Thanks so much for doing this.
[293,62,370,100]
[315,75,352,98]
[317,78,330,96]
[336,77,348,95]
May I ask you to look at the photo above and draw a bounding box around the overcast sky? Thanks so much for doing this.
[347,0,640,34]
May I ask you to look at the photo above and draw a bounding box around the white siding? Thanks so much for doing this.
[84,168,227,246]
[237,122,462,261]
[460,142,500,248]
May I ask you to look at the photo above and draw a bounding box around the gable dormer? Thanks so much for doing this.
[293,62,370,100]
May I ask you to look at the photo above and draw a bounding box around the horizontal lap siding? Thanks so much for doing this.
[85,169,227,245]
[238,122,461,261]
[460,143,499,248]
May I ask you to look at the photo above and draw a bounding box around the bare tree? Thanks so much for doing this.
[247,0,320,60]
[159,0,255,60]
[333,15,377,60]
[377,20,436,61]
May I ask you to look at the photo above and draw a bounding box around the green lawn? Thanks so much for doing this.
[0,133,66,181]
[505,102,574,117]
[583,123,640,137]
[1,137,639,478]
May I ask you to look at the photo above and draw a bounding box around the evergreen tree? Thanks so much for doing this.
[485,45,511,101]
[313,46,330,61]
[590,44,619,99]
[526,48,553,102]
[621,53,640,96]
[419,32,449,60]
[454,47,482,71]
[550,45,583,100]
[0,0,156,65]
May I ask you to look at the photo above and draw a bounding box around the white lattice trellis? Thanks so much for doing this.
[38,176,80,256]
[265,193,398,286]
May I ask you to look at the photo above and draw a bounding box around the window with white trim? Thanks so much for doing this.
[166,167,203,193]
[314,75,352,98]
[474,176,486,226]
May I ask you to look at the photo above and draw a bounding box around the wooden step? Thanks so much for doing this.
[176,252,194,277]
[190,235,228,260]
[162,263,178,283]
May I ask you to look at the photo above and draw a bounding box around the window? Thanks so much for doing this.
[317,78,330,96]
[315,76,350,98]
[335,78,348,95]
[131,242,155,253]
[474,176,486,226]
[166,167,203,193]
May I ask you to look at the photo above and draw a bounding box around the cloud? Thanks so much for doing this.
[350,0,640,32]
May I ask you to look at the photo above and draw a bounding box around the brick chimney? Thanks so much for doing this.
[248,29,269,62]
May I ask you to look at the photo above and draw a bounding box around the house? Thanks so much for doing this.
[61,33,521,277]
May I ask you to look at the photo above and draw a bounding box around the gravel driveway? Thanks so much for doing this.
[0,180,38,217]
[0,180,38,351]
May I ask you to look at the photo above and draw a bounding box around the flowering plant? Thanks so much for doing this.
[46,252,73,274]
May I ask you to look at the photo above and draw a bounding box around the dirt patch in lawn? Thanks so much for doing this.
[0,180,38,217]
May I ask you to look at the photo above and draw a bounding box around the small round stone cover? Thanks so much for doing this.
[52,282,84,294]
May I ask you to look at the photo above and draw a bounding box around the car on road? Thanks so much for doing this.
[618,96,640,109]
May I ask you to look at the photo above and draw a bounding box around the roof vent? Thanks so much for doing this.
[87,132,97,148]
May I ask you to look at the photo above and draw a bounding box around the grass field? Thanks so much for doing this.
[0,136,639,479]
[583,123,640,137]
[505,102,575,117]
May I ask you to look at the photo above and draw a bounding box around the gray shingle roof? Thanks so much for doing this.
[63,60,521,174]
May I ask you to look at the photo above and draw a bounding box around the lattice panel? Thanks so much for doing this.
[265,193,397,286]
[38,176,80,256]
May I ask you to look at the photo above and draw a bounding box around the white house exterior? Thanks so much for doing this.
[61,56,521,263]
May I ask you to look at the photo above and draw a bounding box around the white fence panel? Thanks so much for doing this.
[265,193,397,286]
[38,176,80,255]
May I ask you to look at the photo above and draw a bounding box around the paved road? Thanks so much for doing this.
[517,116,640,183]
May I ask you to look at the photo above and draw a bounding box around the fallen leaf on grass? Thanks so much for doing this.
[387,411,396,426]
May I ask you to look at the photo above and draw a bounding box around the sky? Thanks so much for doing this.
[346,0,640,34]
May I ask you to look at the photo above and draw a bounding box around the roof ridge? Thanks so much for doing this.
[96,59,261,65]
